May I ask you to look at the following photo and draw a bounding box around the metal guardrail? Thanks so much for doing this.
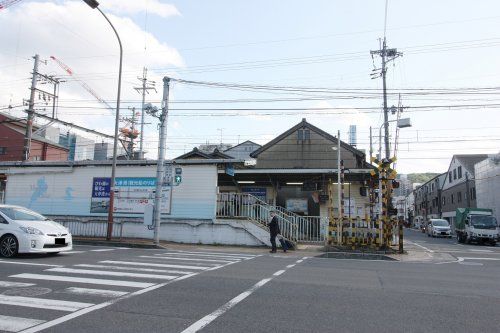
[217,193,297,243]
[56,220,123,240]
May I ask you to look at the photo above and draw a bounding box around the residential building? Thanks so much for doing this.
[441,154,488,226]
[0,113,69,162]
[59,133,95,161]
[474,153,500,223]
[413,173,446,225]
[223,140,261,162]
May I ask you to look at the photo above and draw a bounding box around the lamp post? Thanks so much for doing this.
[82,0,123,240]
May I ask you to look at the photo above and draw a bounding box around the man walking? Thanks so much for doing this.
[268,211,287,253]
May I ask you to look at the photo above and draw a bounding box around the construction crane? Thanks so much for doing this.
[50,55,134,158]
[0,0,23,10]
[50,56,115,114]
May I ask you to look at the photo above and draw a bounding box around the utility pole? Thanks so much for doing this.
[370,39,402,159]
[124,107,138,156]
[23,54,39,161]
[153,77,171,245]
[134,67,156,159]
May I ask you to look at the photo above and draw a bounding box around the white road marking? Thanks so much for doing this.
[0,315,45,332]
[45,268,177,280]
[10,274,155,288]
[62,287,128,298]
[140,255,234,263]
[181,257,308,333]
[61,251,86,254]
[286,264,296,268]
[99,260,211,270]
[459,257,500,261]
[160,252,250,260]
[0,260,62,267]
[174,250,257,258]
[0,295,93,312]
[406,240,435,253]
[18,257,241,333]
[90,249,115,252]
[296,259,303,263]
[273,270,285,276]
[468,249,493,253]
[75,264,194,275]
[0,281,36,288]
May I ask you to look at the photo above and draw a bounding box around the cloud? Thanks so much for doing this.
[0,0,183,147]
[100,0,181,18]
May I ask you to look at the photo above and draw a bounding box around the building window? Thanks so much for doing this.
[471,187,476,200]
[431,183,434,192]
[458,166,462,178]
[0,147,6,155]
[453,169,457,180]
[449,171,452,183]
[458,191,462,203]
[442,197,446,205]
[451,194,454,204]
[297,129,310,142]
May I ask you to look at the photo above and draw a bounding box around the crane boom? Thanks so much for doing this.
[0,0,23,10]
[50,55,115,113]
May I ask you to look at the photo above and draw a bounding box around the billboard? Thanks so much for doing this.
[90,177,171,214]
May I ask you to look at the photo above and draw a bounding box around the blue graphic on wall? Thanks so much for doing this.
[29,177,48,208]
[90,178,111,213]
[65,187,74,201]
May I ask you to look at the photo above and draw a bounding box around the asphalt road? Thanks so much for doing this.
[0,233,499,333]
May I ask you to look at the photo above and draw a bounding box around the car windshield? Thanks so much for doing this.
[471,216,498,229]
[432,220,449,227]
[0,207,47,221]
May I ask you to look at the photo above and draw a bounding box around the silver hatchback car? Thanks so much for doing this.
[427,219,452,238]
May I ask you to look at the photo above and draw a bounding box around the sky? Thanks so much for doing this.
[1,0,499,174]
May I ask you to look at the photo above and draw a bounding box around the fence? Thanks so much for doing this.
[56,219,123,240]
[217,193,297,243]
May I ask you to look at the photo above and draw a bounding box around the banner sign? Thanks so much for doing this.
[90,177,171,214]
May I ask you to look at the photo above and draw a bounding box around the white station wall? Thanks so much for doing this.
[4,164,217,220]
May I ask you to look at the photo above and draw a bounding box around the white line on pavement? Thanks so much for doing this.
[181,258,309,333]
[74,264,194,275]
[159,252,249,260]
[468,249,493,253]
[174,250,258,258]
[62,287,128,298]
[0,295,94,312]
[0,315,45,332]
[140,255,234,263]
[286,264,296,268]
[406,240,435,253]
[459,257,500,261]
[90,249,115,252]
[99,260,211,270]
[0,281,36,288]
[45,268,177,280]
[0,260,62,267]
[61,251,86,254]
[10,274,155,288]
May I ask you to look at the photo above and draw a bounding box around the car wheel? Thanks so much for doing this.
[0,235,19,258]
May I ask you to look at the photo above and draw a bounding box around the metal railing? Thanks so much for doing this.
[0,191,4,204]
[217,193,297,243]
[56,219,123,240]
[295,216,329,243]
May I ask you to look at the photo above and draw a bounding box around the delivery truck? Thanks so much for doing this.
[455,208,499,245]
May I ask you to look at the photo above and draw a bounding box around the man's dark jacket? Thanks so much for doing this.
[269,215,280,236]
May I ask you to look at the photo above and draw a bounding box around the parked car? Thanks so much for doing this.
[0,205,72,258]
[427,219,452,238]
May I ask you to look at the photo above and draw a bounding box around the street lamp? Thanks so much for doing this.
[82,0,123,241]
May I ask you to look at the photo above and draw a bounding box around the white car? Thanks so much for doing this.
[427,219,452,238]
[0,205,72,258]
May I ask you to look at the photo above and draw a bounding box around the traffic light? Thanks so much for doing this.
[174,175,182,185]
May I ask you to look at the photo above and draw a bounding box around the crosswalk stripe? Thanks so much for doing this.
[173,250,257,258]
[61,251,86,254]
[0,281,36,288]
[75,264,194,275]
[140,255,234,263]
[99,260,211,270]
[46,268,178,280]
[10,273,155,288]
[90,249,115,252]
[0,315,46,332]
[159,252,248,260]
[0,295,94,312]
[62,287,128,298]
